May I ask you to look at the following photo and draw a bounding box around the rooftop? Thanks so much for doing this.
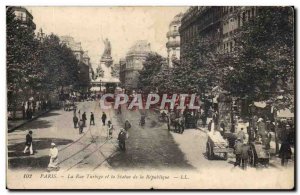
[126,40,151,56]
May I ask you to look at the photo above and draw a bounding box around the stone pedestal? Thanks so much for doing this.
[100,56,113,67]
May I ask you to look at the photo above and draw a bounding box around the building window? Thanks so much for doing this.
[252,8,255,17]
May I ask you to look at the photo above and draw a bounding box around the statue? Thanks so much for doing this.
[102,38,111,57]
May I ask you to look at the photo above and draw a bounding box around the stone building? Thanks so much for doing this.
[124,40,151,90]
[180,6,258,56]
[166,13,183,68]
[180,6,223,58]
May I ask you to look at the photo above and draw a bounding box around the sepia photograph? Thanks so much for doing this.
[6,5,295,190]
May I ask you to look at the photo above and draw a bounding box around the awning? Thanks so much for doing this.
[277,109,294,118]
[91,86,107,91]
[254,101,267,108]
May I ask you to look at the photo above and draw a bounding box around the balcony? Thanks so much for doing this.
[166,40,180,48]
[166,30,180,38]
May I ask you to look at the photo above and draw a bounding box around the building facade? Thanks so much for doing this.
[180,6,258,57]
[10,6,36,30]
[180,6,223,58]
[124,40,151,90]
[166,13,183,68]
[221,6,257,53]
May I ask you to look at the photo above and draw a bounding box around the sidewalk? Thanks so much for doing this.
[7,109,51,132]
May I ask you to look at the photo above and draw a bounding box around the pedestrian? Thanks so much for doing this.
[73,114,79,128]
[124,120,131,131]
[82,112,87,126]
[23,130,33,155]
[73,105,77,114]
[90,112,95,125]
[237,128,246,142]
[107,120,114,139]
[101,112,107,126]
[47,142,59,171]
[118,128,128,151]
[234,138,243,167]
[241,140,251,170]
[78,119,84,134]
[279,140,292,167]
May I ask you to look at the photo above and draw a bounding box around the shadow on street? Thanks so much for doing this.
[8,138,73,170]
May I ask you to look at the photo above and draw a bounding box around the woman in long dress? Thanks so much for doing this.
[48,143,59,171]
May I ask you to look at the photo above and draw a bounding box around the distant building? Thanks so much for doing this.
[60,36,91,92]
[10,6,36,30]
[166,13,183,67]
[124,40,151,90]
[119,58,126,87]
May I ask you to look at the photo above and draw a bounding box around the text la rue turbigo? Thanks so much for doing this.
[100,93,200,110]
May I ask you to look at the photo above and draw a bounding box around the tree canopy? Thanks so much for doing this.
[221,7,294,110]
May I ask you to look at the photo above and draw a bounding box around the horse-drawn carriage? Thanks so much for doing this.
[167,111,184,133]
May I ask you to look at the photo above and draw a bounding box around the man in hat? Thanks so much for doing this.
[73,114,79,128]
[82,112,87,127]
[23,130,33,155]
[234,138,243,167]
[118,128,128,151]
[90,112,95,125]
[48,142,59,171]
[101,112,107,126]
[241,140,251,170]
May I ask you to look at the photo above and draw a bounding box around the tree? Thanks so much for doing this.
[221,7,294,111]
[170,36,222,94]
[137,52,166,93]
[7,7,44,117]
[39,34,80,96]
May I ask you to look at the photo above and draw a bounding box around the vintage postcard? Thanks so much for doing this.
[6,6,295,189]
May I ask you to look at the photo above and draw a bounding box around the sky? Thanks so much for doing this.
[27,6,188,70]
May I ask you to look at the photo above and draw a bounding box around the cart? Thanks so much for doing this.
[206,131,232,160]
[248,142,270,167]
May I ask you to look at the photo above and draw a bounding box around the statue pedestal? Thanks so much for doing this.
[100,56,113,67]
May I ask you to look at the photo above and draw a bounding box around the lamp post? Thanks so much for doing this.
[99,79,102,92]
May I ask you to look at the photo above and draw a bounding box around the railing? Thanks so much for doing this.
[167,30,180,37]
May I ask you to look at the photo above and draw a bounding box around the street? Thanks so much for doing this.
[7,101,293,172]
